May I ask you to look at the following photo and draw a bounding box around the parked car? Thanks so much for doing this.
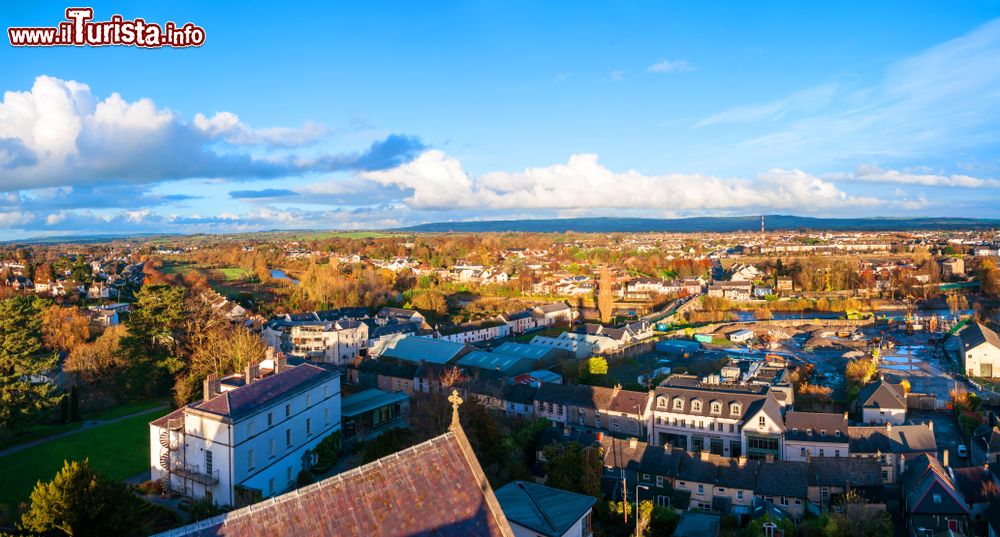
[958,444,968,459]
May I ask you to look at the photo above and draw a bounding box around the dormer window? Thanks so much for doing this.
[673,398,684,411]
[820,429,827,436]
[657,397,668,408]
[835,430,842,437]
[792,427,798,434]
[730,404,741,416]
[691,400,702,412]
[710,402,721,415]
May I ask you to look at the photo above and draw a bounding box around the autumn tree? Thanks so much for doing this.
[0,295,59,433]
[41,305,92,352]
[64,325,128,390]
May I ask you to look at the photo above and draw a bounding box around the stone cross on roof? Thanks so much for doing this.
[449,389,463,431]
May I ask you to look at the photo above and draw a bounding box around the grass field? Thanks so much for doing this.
[0,408,163,513]
[214,267,251,281]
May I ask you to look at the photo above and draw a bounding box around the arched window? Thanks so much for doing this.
[672,398,684,411]
[691,400,702,412]
[730,403,741,416]
[710,401,722,415]
[657,396,668,408]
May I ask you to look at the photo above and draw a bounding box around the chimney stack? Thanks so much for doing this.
[629,436,638,449]
[885,421,892,433]
[700,450,710,461]
[203,373,220,401]
[596,431,604,442]
[244,362,260,384]
[943,449,949,468]
[276,353,288,373]
[927,420,934,432]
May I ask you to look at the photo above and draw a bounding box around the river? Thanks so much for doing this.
[270,269,300,285]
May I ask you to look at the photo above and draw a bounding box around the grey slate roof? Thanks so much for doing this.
[848,424,937,454]
[192,364,335,420]
[784,411,848,443]
[961,321,1000,351]
[754,460,809,498]
[494,481,596,537]
[858,379,906,410]
[807,457,883,488]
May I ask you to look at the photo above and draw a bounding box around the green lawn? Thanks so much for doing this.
[0,399,167,451]
[0,408,163,513]
[215,267,251,281]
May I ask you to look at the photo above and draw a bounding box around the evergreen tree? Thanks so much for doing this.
[0,295,59,432]
[21,459,146,537]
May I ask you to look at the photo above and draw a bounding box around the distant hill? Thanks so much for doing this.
[399,215,1000,233]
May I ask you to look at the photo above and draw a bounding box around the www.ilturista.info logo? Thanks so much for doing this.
[8,8,205,48]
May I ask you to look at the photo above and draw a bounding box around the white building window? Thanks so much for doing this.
[206,450,213,474]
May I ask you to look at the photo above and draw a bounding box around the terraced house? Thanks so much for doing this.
[650,376,786,459]
[534,383,652,440]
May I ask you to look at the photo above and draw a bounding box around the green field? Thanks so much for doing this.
[0,408,163,514]
[215,267,252,281]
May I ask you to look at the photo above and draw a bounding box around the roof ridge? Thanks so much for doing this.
[516,481,558,533]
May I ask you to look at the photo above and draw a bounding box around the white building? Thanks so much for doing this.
[438,320,511,343]
[149,361,341,506]
[262,315,368,365]
[959,322,1000,378]
[858,379,907,426]
[728,329,754,344]
[650,376,785,460]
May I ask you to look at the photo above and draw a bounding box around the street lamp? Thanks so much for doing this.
[635,484,650,537]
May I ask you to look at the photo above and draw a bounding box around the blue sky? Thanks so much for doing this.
[1,1,999,237]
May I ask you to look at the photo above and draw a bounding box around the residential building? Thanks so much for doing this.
[940,257,966,278]
[650,376,785,459]
[782,411,849,461]
[707,281,752,301]
[535,383,651,440]
[848,422,937,484]
[497,310,537,335]
[806,457,885,512]
[495,481,596,537]
[674,451,759,515]
[858,379,907,425]
[149,361,341,506]
[753,459,809,519]
[959,322,1000,378]
[532,302,574,326]
[901,453,969,536]
[438,320,511,343]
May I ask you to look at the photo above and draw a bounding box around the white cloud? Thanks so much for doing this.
[360,150,880,212]
[830,165,1000,188]
[193,112,326,147]
[646,59,695,73]
[610,70,626,81]
[0,76,423,192]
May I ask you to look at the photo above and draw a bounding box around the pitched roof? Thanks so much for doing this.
[191,364,335,421]
[457,350,538,376]
[754,460,808,498]
[494,481,596,537]
[858,380,906,410]
[154,423,513,537]
[961,322,1000,351]
[534,383,649,414]
[784,411,848,443]
[901,454,968,516]
[848,424,937,454]
[807,457,883,488]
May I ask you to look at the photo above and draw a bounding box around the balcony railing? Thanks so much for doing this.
[171,462,220,485]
